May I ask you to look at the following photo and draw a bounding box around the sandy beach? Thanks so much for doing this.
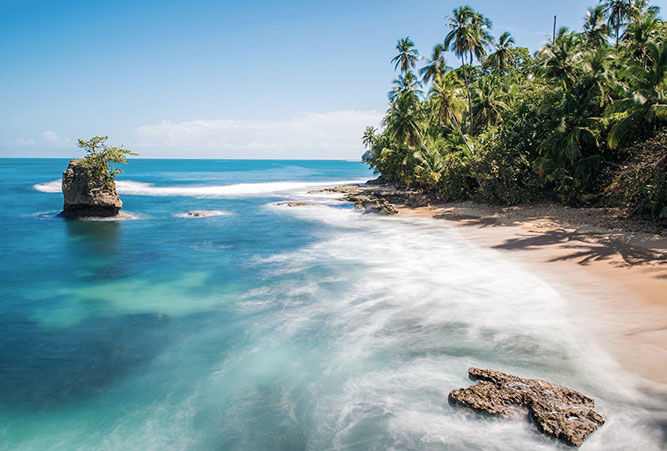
[327,183,667,391]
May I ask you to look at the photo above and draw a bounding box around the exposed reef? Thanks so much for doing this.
[449,368,605,447]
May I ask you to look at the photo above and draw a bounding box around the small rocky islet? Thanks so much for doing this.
[60,159,123,218]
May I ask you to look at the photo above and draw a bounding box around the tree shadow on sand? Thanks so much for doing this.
[432,212,507,228]
[493,229,667,274]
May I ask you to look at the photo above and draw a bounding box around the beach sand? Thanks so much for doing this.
[324,184,667,391]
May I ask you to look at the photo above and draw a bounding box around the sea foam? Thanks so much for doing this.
[33,179,365,198]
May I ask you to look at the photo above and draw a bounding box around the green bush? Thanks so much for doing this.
[606,128,667,218]
[79,136,138,188]
[436,152,476,200]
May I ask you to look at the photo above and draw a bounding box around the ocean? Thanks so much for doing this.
[0,158,664,450]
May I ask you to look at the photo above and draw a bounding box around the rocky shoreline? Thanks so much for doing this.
[313,179,666,235]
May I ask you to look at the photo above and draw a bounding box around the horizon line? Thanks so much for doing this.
[0,156,367,162]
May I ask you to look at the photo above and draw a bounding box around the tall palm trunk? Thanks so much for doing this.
[461,54,473,135]
[450,109,474,156]
[467,51,475,133]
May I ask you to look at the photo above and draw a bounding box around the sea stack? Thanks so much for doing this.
[60,159,123,218]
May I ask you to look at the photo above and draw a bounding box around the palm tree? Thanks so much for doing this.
[385,93,423,148]
[429,72,474,155]
[607,41,667,148]
[444,6,475,133]
[391,37,420,74]
[469,11,494,63]
[601,0,634,49]
[538,28,585,89]
[420,44,451,85]
[388,71,423,102]
[623,10,662,64]
[630,0,661,18]
[485,32,515,75]
[536,86,602,201]
[444,6,493,134]
[472,77,509,128]
[583,6,610,47]
[362,126,378,149]
[413,136,447,188]
[583,45,617,108]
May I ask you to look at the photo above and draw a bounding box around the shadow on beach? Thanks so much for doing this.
[429,207,667,277]
[492,229,667,270]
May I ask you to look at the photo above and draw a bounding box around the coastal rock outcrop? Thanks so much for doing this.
[448,368,605,447]
[309,183,437,214]
[61,159,122,218]
[365,176,387,186]
[347,194,398,215]
[309,184,365,195]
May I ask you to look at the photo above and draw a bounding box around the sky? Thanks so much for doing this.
[1,0,665,159]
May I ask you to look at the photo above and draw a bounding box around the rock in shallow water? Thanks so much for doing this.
[184,210,228,217]
[448,368,605,447]
[275,201,311,207]
[347,194,398,215]
[61,159,122,218]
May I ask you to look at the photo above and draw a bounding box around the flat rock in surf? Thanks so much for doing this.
[183,210,228,218]
[275,201,312,207]
[308,184,364,195]
[448,367,605,447]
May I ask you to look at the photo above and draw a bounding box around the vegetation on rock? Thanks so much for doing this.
[362,0,667,219]
[78,136,137,187]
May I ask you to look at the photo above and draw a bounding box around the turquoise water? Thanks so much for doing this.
[0,159,664,450]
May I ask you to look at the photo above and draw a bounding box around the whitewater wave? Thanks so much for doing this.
[79,212,139,222]
[227,205,665,450]
[33,180,62,193]
[33,179,365,198]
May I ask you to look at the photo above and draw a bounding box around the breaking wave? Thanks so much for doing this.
[33,179,365,198]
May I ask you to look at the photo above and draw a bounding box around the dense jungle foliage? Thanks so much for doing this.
[362,0,667,219]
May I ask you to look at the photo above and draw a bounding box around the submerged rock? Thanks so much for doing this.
[308,184,363,195]
[61,159,122,218]
[448,368,605,447]
[183,210,228,218]
[275,201,311,207]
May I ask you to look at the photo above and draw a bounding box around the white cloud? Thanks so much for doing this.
[41,130,70,146]
[2,131,71,149]
[134,110,384,159]
[5,137,36,147]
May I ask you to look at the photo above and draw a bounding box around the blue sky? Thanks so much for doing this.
[1,0,665,159]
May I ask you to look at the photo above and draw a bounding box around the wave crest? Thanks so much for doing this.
[33,179,364,198]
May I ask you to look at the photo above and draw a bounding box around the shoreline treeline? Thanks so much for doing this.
[362,0,666,219]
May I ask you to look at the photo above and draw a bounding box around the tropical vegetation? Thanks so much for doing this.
[78,136,137,187]
[362,0,667,219]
